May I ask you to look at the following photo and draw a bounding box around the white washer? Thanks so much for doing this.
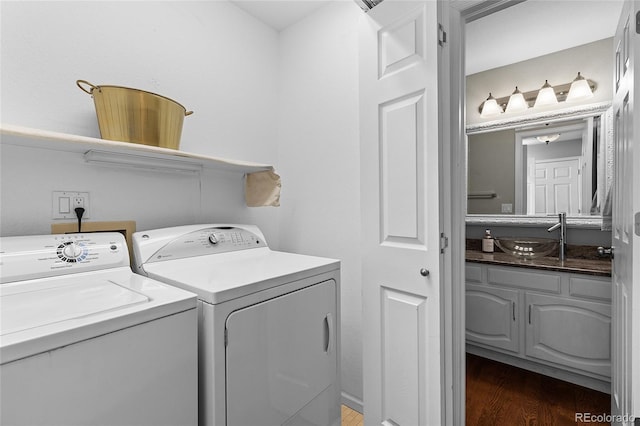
[0,232,198,426]
[132,224,341,426]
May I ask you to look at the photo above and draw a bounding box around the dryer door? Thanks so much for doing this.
[225,279,337,426]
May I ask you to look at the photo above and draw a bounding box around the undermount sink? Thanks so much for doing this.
[494,237,559,259]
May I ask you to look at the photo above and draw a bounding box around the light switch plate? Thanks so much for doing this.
[52,191,90,219]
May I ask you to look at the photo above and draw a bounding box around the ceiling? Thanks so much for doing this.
[229,0,331,31]
[466,0,624,75]
[228,0,624,75]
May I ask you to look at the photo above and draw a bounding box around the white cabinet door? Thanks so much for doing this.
[225,280,337,426]
[611,0,640,421]
[526,293,611,378]
[360,0,448,424]
[466,284,519,353]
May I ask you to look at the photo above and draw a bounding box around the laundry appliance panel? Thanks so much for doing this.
[132,224,341,426]
[0,233,198,426]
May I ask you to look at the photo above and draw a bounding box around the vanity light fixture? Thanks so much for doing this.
[566,72,594,102]
[533,80,558,107]
[505,86,528,113]
[480,93,504,117]
[477,74,597,118]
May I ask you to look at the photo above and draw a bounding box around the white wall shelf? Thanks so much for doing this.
[0,124,275,175]
[1,124,281,207]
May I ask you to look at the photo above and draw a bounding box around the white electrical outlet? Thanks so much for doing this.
[52,191,90,219]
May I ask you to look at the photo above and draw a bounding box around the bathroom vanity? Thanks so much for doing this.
[463,101,616,394]
[465,248,612,393]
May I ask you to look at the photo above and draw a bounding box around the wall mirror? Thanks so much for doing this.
[465,104,613,229]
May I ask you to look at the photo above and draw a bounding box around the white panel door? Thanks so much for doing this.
[359,1,446,425]
[532,157,581,215]
[611,0,640,422]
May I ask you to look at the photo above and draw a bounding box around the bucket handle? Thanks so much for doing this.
[77,79,193,116]
[76,80,98,95]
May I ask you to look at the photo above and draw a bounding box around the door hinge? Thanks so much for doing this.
[636,11,639,34]
[224,328,228,347]
[438,23,447,47]
[440,232,449,253]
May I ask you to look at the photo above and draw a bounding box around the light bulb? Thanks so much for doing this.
[566,72,594,102]
[534,80,558,108]
[536,134,561,144]
[505,87,528,113]
[480,93,503,117]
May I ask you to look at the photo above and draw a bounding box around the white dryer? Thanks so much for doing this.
[0,232,198,426]
[132,224,341,426]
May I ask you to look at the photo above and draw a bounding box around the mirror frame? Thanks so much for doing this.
[465,101,613,229]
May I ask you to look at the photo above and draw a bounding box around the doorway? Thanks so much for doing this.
[457,0,622,422]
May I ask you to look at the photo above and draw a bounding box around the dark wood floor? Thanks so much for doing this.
[466,354,610,426]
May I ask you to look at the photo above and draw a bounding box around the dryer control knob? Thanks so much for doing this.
[208,234,219,245]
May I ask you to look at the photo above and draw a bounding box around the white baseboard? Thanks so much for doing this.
[341,392,363,413]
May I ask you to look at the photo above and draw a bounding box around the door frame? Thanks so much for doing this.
[447,0,533,422]
[449,0,631,422]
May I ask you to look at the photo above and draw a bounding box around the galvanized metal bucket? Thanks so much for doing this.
[77,80,193,150]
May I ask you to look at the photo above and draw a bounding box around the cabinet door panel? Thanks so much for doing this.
[488,266,560,293]
[568,275,612,302]
[526,293,611,378]
[466,284,519,353]
[465,264,482,283]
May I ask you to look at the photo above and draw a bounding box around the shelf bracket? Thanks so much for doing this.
[84,150,202,174]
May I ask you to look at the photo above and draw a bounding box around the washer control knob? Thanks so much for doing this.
[57,241,87,262]
[62,243,82,259]
[208,234,219,245]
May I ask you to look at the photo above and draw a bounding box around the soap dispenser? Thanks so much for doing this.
[482,229,494,253]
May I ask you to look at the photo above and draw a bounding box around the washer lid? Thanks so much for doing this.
[0,268,197,364]
[1,279,148,336]
[142,248,339,305]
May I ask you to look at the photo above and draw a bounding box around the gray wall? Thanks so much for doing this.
[527,139,582,161]
[468,129,516,214]
[466,38,613,125]
[0,1,280,239]
[465,39,613,247]
[1,1,365,410]
[276,2,364,410]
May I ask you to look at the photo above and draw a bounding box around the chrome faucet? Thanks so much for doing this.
[547,212,567,261]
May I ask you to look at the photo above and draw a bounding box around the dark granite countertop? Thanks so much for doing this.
[465,240,612,277]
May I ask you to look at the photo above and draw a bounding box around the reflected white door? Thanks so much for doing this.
[359,1,446,424]
[611,0,640,423]
[532,157,581,215]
